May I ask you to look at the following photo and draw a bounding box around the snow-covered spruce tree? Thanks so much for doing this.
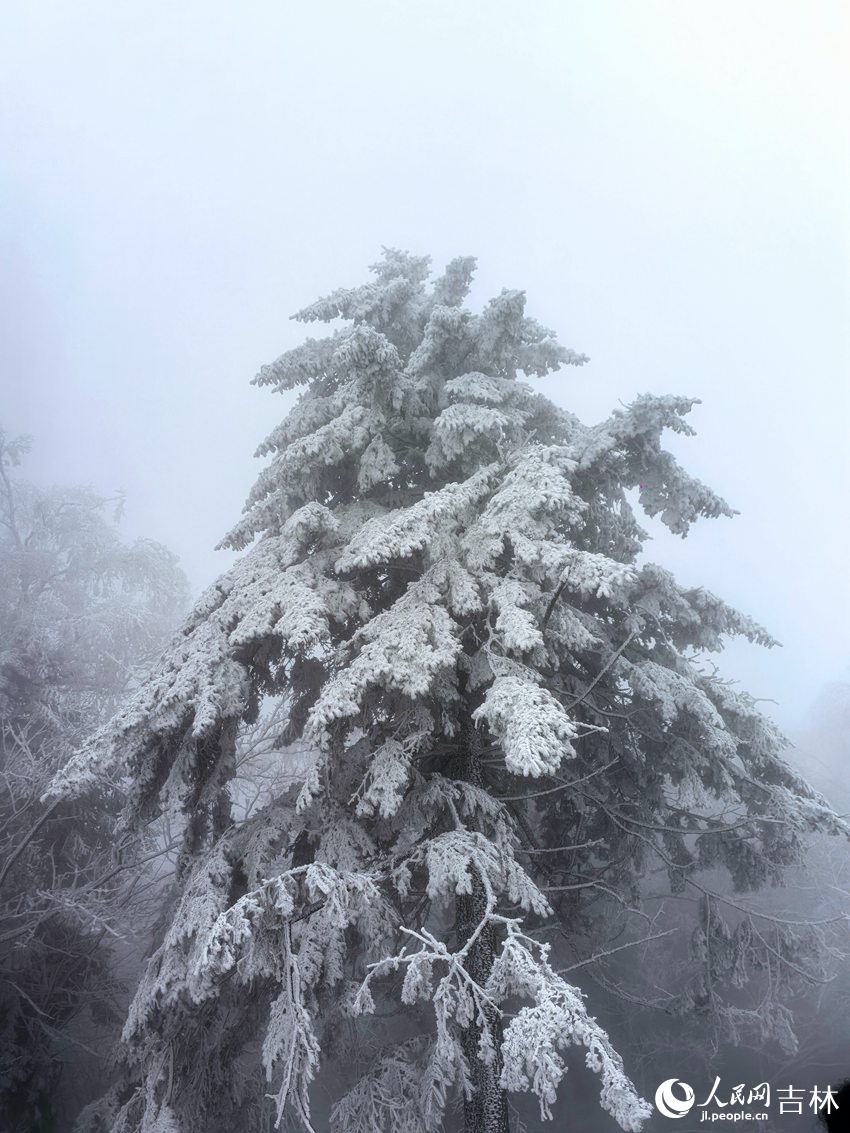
[52,252,844,1133]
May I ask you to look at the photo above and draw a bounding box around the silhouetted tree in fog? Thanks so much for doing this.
[0,430,187,1133]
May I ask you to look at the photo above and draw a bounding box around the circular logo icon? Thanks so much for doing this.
[655,1079,695,1119]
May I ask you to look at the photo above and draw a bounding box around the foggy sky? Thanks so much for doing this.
[1,1,848,728]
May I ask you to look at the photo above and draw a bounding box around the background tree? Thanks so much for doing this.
[0,430,188,1133]
[52,252,845,1133]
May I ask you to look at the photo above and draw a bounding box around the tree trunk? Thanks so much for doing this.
[454,705,510,1133]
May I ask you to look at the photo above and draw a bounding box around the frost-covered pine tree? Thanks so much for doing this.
[52,252,844,1133]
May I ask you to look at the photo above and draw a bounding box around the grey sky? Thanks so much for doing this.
[1,1,848,727]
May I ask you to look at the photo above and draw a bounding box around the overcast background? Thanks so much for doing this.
[1,1,847,730]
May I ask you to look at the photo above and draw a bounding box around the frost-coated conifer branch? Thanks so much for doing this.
[57,252,847,1133]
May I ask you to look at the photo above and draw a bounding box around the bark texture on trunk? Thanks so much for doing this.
[454,704,510,1133]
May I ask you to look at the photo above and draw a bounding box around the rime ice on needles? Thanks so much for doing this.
[59,251,847,1133]
[473,676,577,777]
